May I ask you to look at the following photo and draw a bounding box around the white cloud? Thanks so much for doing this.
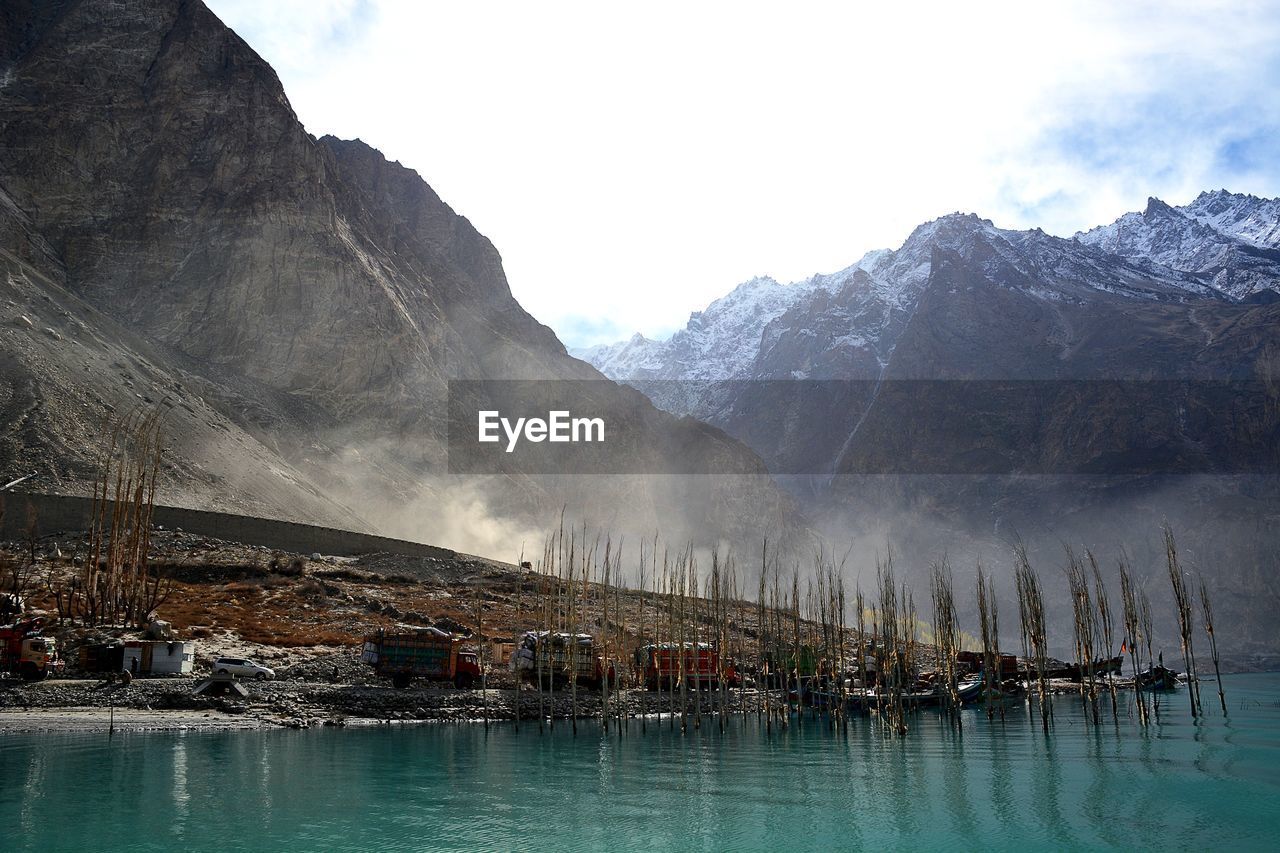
[206,0,1280,347]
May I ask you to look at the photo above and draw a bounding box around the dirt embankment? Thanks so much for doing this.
[1,528,769,731]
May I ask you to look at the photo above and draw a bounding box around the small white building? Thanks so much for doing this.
[122,641,196,675]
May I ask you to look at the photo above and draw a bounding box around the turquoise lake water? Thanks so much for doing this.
[2,673,1279,852]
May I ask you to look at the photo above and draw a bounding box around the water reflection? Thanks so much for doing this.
[986,721,1015,833]
[170,736,188,840]
[0,674,1277,852]
[940,724,977,841]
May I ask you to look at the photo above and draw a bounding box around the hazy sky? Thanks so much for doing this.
[206,1,1280,348]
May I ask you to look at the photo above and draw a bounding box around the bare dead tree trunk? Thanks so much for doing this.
[1088,550,1119,724]
[1164,524,1201,719]
[930,560,961,729]
[977,563,996,720]
[1119,556,1149,726]
[1197,574,1227,715]
[1066,546,1099,726]
[1015,543,1051,734]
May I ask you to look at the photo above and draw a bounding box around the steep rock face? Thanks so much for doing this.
[0,0,800,549]
[0,209,360,527]
[0,0,564,414]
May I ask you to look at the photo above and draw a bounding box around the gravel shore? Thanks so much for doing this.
[0,675,781,733]
[0,708,272,733]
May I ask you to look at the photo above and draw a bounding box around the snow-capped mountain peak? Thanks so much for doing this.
[579,192,1279,388]
[1075,191,1280,300]
[1182,189,1280,249]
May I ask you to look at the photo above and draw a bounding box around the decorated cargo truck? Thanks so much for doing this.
[0,616,62,681]
[761,645,820,687]
[635,642,737,690]
[510,631,610,689]
[361,627,481,689]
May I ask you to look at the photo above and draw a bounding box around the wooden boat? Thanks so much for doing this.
[1135,664,1180,691]
[850,677,985,710]
[951,677,985,704]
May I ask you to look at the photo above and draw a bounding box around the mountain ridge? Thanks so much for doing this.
[577,193,1280,384]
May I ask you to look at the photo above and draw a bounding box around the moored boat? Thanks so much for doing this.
[850,676,985,711]
[1135,664,1181,691]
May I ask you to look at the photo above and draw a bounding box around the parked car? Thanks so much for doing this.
[212,656,275,680]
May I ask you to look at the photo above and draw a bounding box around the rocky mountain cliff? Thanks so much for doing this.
[0,0,799,553]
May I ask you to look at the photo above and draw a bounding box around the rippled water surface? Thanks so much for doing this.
[3,673,1279,851]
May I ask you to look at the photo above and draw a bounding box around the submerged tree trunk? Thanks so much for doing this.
[1164,525,1201,720]
[1198,575,1228,715]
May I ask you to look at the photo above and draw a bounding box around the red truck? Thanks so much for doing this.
[0,616,62,681]
[956,650,1019,679]
[361,628,482,689]
[635,642,738,690]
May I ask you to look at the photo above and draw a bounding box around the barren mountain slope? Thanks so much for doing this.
[0,0,800,550]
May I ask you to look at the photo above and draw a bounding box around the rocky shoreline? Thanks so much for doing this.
[0,671,782,733]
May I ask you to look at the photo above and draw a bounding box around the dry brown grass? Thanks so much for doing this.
[157,578,362,647]
[11,540,646,660]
